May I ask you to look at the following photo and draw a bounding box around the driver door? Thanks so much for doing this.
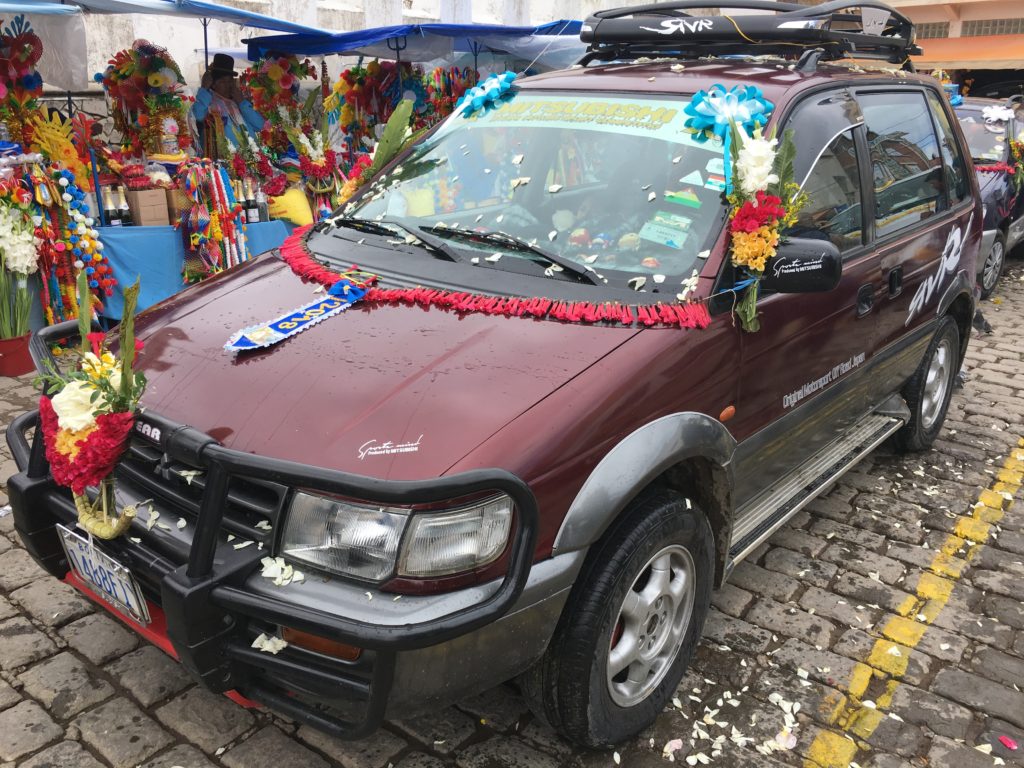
[730,89,877,507]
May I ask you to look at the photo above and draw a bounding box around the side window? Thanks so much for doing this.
[926,91,970,206]
[787,130,863,253]
[859,91,944,238]
[784,90,865,254]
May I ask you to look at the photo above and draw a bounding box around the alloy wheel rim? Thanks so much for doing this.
[606,544,695,708]
[921,337,953,431]
[983,240,1004,292]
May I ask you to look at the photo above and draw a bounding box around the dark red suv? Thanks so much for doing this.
[7,0,980,749]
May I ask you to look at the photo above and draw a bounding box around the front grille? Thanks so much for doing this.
[116,436,288,542]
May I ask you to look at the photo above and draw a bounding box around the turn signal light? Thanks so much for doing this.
[281,627,362,661]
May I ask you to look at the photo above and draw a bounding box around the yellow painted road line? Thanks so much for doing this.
[803,438,1021,768]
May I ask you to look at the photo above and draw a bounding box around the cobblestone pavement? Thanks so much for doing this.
[2,261,1024,768]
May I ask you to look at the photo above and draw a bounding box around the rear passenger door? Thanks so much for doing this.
[858,88,976,407]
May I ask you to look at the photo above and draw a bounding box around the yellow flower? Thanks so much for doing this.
[148,73,165,88]
[267,64,284,81]
[54,424,98,460]
[81,352,119,384]
[730,225,779,274]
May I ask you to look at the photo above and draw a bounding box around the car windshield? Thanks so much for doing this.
[347,91,727,281]
[955,108,1007,162]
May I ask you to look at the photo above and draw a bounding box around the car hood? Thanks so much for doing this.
[133,254,638,480]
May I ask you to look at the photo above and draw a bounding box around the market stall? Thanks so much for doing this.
[0,2,332,374]
[0,2,588,375]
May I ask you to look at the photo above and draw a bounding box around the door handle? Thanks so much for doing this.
[888,267,903,297]
[856,284,874,317]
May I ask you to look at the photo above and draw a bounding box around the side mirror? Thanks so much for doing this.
[760,238,842,293]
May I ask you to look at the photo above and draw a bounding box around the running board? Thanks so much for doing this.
[728,413,904,564]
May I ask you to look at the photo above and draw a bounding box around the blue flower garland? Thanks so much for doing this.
[684,84,774,195]
[457,71,518,118]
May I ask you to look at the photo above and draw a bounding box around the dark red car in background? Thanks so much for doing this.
[7,0,980,749]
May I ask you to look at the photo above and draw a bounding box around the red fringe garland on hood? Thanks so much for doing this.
[278,224,711,329]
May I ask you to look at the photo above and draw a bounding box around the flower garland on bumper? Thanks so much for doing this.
[38,272,146,540]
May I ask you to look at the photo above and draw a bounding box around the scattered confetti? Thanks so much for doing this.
[251,633,288,654]
[232,540,253,549]
[663,739,684,760]
[177,469,203,486]
[548,184,563,193]
[176,518,186,530]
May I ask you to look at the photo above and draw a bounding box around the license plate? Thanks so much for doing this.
[57,525,151,625]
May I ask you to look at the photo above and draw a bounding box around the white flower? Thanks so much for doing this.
[736,133,779,196]
[51,381,105,432]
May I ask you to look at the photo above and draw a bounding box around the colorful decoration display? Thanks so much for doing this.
[0,191,39,339]
[38,273,146,539]
[425,66,476,120]
[240,54,316,155]
[176,158,248,281]
[97,40,193,158]
[0,16,44,146]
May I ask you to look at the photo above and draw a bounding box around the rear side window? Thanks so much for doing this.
[926,91,970,206]
[788,129,862,253]
[859,91,944,238]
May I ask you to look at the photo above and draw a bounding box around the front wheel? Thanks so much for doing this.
[895,316,960,452]
[520,488,713,748]
[979,231,1006,299]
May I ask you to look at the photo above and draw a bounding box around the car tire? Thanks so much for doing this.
[895,316,960,452]
[978,231,1006,299]
[519,487,713,748]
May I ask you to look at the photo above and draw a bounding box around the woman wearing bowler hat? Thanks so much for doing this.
[192,53,265,159]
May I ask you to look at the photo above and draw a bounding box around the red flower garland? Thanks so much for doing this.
[278,226,711,329]
[39,396,136,496]
[730,191,786,234]
[976,162,1015,175]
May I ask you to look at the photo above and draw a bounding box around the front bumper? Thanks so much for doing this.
[7,322,558,737]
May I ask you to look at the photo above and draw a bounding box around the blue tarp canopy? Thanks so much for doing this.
[247,20,582,62]
[54,0,332,36]
[0,2,81,14]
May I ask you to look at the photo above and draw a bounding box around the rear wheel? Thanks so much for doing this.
[979,231,1006,299]
[895,316,959,452]
[520,488,713,748]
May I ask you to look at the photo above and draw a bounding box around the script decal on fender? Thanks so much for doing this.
[906,215,972,326]
[358,435,423,460]
[640,18,714,35]
[783,352,865,409]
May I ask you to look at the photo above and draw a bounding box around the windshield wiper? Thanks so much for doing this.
[329,216,463,263]
[424,227,601,285]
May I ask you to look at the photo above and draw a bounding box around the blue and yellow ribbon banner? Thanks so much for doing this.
[224,279,367,353]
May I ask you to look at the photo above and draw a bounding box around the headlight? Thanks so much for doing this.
[281,492,406,581]
[398,495,512,578]
[280,492,513,583]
